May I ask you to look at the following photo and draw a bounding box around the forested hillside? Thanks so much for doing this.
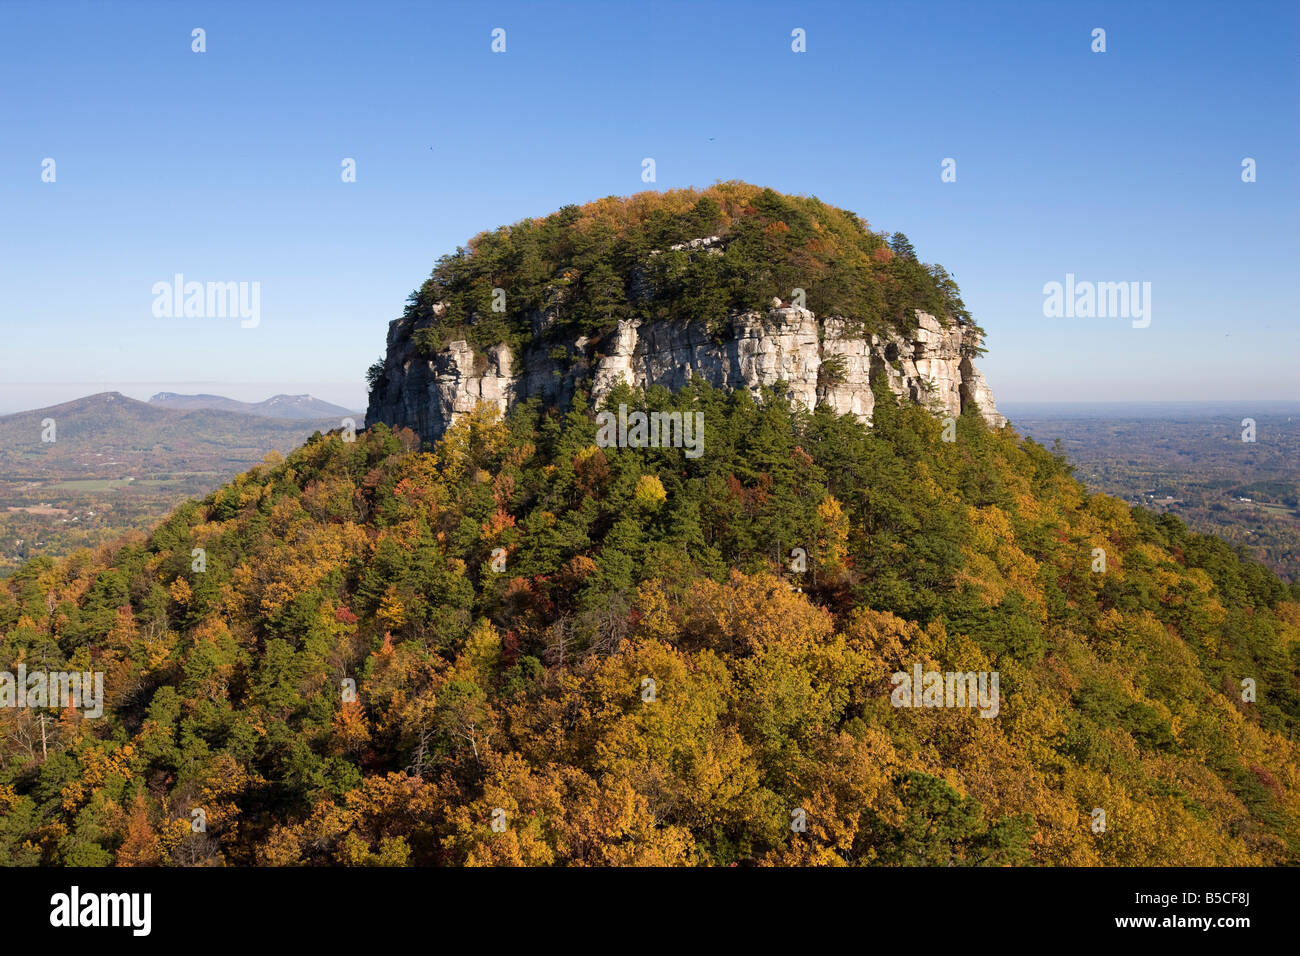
[2,381,1297,866]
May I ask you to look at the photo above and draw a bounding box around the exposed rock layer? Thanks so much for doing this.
[365,307,1005,445]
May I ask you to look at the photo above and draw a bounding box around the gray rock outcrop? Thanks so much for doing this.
[365,305,1005,445]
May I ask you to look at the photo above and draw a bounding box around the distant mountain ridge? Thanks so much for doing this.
[149,391,357,420]
[0,391,344,480]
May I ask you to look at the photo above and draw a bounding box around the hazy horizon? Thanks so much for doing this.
[0,381,368,417]
[3,385,1298,420]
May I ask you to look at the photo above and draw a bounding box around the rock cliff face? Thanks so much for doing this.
[365,305,1004,446]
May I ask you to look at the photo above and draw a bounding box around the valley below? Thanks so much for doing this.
[0,392,352,575]
[1004,401,1300,583]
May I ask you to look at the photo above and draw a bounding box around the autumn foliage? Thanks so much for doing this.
[1,383,1298,866]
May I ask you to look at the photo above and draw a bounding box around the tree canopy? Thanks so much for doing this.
[403,182,978,359]
[2,385,1297,866]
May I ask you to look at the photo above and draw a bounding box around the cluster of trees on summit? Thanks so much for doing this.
[1,377,1298,866]
[385,182,978,369]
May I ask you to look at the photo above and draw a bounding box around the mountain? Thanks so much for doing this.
[0,392,343,480]
[366,182,1003,445]
[150,392,357,420]
[2,188,1298,868]
[0,392,350,575]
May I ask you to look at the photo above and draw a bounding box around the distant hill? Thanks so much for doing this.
[149,391,357,420]
[0,392,352,574]
[0,391,343,480]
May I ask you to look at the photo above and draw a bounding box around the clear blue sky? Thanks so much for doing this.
[2,0,1297,414]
